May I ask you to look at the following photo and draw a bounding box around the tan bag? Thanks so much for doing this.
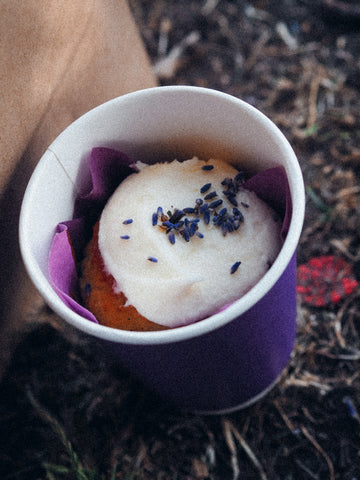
[0,0,157,375]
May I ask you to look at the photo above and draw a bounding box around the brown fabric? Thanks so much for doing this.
[0,0,157,375]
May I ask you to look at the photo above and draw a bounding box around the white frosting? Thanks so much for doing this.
[98,157,282,328]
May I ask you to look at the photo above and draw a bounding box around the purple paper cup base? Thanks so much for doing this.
[19,86,305,414]
[102,253,297,414]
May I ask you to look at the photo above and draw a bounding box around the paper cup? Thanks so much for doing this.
[20,86,305,414]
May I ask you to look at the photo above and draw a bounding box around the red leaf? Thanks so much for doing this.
[297,255,358,306]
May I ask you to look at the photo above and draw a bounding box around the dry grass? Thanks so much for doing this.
[1,1,359,478]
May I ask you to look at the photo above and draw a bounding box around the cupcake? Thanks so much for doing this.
[80,157,282,331]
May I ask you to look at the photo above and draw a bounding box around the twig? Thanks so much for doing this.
[222,419,268,480]
[243,29,270,72]
[334,292,360,349]
[334,312,347,349]
[244,5,273,22]
[222,419,240,480]
[334,185,360,200]
[285,373,333,393]
[275,22,298,50]
[316,349,360,361]
[201,0,220,15]
[300,425,335,480]
[274,400,297,434]
[307,66,325,129]
[295,458,319,479]
[153,31,200,79]
[322,0,360,20]
[157,18,172,56]
[330,239,360,262]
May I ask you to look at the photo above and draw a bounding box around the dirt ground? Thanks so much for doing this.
[1,0,360,479]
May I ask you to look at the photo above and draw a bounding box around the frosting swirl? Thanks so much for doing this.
[98,157,282,327]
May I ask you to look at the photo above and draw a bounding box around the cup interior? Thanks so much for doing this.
[19,86,305,344]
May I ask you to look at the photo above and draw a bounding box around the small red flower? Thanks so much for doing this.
[297,255,358,307]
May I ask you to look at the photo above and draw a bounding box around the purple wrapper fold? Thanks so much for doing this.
[48,147,292,325]
[48,218,97,322]
[74,147,136,223]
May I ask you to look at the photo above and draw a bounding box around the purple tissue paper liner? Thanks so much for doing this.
[48,147,292,326]
[48,148,137,323]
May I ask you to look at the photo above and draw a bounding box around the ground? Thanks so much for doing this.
[1,0,360,479]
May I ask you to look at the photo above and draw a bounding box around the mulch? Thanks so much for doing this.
[1,1,359,478]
